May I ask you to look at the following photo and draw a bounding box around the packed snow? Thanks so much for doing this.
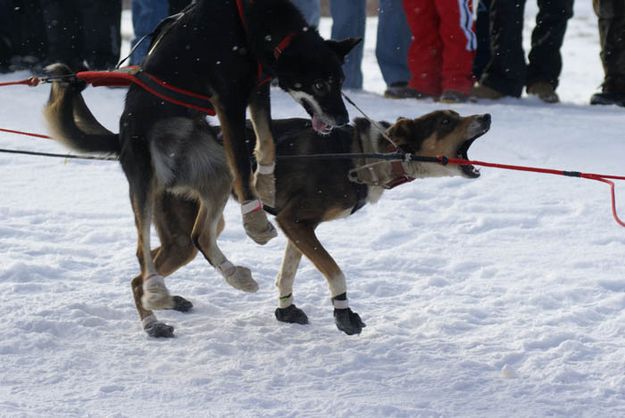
[1,3,624,417]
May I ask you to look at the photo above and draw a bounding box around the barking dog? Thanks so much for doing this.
[44,63,490,337]
[268,110,490,334]
[44,0,359,325]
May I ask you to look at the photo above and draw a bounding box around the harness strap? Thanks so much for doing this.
[273,32,297,60]
[75,68,216,116]
[384,160,415,189]
[383,142,415,189]
[235,0,297,84]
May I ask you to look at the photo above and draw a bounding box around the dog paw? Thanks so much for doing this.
[224,266,259,293]
[144,321,175,338]
[254,170,276,207]
[333,308,366,335]
[171,295,193,312]
[242,207,277,245]
[275,304,309,325]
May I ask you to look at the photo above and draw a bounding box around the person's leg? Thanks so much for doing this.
[0,0,12,71]
[376,0,411,87]
[40,0,83,69]
[473,0,492,79]
[435,0,476,95]
[596,0,625,93]
[290,0,321,27]
[79,0,122,69]
[526,0,574,89]
[478,0,527,97]
[403,0,443,97]
[131,0,169,65]
[330,0,366,90]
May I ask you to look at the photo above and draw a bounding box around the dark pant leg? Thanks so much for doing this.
[79,0,122,69]
[595,0,625,92]
[0,0,15,68]
[480,0,526,97]
[473,0,492,80]
[526,0,574,89]
[17,0,47,61]
[40,0,82,67]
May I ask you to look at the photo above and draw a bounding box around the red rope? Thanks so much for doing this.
[0,77,40,87]
[0,127,51,139]
[446,157,625,181]
[582,175,625,227]
[444,156,625,227]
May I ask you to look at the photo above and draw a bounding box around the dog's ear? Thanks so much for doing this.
[325,38,362,61]
[387,118,414,146]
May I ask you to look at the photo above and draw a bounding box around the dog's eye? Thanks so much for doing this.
[312,80,328,95]
[441,119,449,125]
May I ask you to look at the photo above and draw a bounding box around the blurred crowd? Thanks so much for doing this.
[0,0,623,107]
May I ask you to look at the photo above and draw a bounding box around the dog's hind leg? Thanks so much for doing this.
[249,84,276,207]
[131,274,174,338]
[126,175,176,313]
[131,194,200,338]
[217,104,277,245]
[192,194,259,293]
[150,193,200,312]
[276,210,366,335]
[274,240,309,325]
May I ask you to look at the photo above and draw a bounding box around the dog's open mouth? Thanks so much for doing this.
[301,99,333,135]
[456,129,488,179]
[312,114,333,135]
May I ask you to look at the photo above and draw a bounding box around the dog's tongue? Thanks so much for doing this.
[312,114,330,134]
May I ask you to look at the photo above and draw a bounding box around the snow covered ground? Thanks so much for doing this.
[1,3,625,417]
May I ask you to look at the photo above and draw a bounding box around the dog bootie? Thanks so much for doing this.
[141,274,174,310]
[218,261,259,293]
[254,162,276,207]
[241,199,277,245]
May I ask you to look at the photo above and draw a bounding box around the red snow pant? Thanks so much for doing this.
[403,0,476,96]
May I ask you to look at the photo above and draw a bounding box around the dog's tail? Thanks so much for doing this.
[43,63,120,155]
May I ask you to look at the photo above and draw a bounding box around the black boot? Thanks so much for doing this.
[590,91,625,107]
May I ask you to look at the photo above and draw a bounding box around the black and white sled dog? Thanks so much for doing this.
[44,0,359,325]
[44,65,490,336]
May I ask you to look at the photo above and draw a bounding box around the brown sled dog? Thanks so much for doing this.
[43,68,490,337]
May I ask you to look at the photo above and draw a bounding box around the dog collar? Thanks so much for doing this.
[235,0,299,85]
[273,32,298,60]
[384,160,415,189]
[384,144,415,190]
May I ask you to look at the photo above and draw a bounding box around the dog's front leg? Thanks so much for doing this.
[217,103,277,245]
[274,240,308,325]
[248,84,276,207]
[192,200,259,293]
[276,212,366,335]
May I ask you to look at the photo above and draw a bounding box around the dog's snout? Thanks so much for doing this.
[481,113,491,127]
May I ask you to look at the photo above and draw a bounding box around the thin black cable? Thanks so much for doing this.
[0,147,443,164]
[0,148,118,161]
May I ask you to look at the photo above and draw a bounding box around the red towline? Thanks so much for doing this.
[443,156,625,227]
